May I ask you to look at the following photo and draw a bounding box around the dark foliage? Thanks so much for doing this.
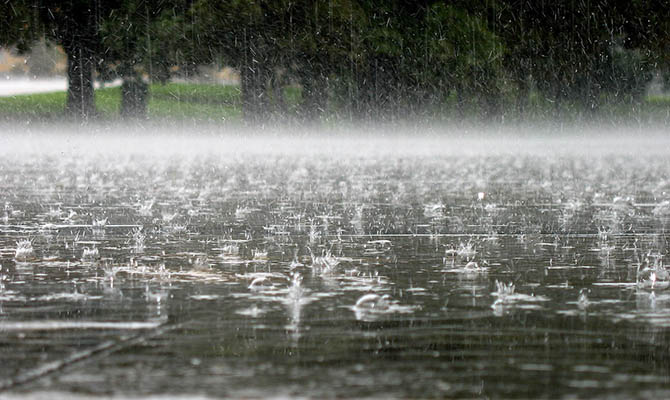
[2,0,667,122]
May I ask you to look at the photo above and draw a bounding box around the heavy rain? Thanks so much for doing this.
[1,1,670,399]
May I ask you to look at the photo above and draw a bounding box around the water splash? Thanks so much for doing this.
[14,239,35,262]
[131,227,146,253]
[578,288,590,310]
[308,247,340,274]
[82,246,100,261]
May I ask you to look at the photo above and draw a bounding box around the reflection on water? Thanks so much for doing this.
[2,137,670,398]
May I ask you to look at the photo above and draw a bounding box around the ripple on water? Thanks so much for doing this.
[2,145,670,398]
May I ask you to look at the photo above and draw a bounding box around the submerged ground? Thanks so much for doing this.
[1,128,670,398]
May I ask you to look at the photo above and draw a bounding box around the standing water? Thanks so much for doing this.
[1,129,670,398]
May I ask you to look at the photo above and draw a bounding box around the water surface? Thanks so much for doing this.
[2,132,670,398]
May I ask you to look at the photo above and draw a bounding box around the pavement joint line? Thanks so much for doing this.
[0,319,184,392]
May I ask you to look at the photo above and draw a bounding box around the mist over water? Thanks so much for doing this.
[2,122,669,157]
[3,0,669,395]
[2,124,670,398]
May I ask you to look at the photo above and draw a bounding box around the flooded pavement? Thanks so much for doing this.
[2,133,670,398]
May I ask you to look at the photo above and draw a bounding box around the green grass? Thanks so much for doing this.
[0,81,668,125]
[149,96,241,121]
[0,82,244,123]
[150,82,240,105]
[0,91,67,120]
[95,86,123,118]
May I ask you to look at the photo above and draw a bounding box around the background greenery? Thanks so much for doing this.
[1,0,669,124]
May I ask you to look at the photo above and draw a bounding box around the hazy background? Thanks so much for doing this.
[0,0,668,128]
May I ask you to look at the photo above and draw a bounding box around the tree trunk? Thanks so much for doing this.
[455,81,465,119]
[514,64,530,119]
[120,64,149,119]
[241,64,269,124]
[241,66,258,123]
[352,64,375,121]
[301,68,327,122]
[240,28,270,124]
[64,41,96,120]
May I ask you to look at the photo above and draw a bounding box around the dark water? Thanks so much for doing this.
[2,135,670,398]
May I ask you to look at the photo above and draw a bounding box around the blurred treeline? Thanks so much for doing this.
[1,0,668,122]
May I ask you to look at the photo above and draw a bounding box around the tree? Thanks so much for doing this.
[495,0,663,117]
[99,1,192,118]
[1,1,104,120]
[6,0,665,123]
[0,1,40,52]
[48,1,102,119]
[278,0,366,121]
[421,2,504,118]
[189,1,280,123]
